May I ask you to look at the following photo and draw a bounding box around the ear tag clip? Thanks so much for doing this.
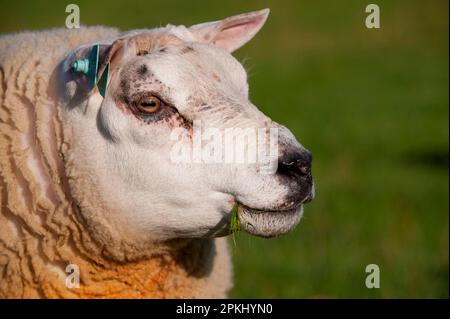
[72,44,109,97]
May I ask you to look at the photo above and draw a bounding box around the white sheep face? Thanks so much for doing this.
[60,9,314,242]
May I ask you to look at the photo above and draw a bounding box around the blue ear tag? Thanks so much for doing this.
[72,44,109,97]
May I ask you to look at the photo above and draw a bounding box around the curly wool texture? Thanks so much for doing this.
[0,27,231,298]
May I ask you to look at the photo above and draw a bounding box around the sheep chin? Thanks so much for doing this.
[238,205,304,238]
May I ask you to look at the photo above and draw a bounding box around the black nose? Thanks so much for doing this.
[277,150,312,178]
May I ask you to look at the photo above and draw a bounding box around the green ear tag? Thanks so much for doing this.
[87,44,99,87]
[72,44,110,98]
[97,62,110,98]
[71,44,100,88]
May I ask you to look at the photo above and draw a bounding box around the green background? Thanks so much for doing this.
[1,0,448,298]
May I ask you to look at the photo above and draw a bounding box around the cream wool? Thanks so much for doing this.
[0,27,231,298]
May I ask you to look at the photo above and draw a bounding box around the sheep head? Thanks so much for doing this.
[58,9,315,258]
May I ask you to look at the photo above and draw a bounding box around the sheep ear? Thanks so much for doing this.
[67,39,128,98]
[95,39,128,97]
[68,32,165,98]
[188,8,270,53]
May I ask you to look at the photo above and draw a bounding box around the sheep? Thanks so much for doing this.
[0,9,314,298]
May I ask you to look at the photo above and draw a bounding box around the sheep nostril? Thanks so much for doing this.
[277,150,312,177]
[298,164,310,176]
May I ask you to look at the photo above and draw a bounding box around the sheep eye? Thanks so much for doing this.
[137,96,162,113]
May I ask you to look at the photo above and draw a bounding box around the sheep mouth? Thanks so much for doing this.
[235,203,304,238]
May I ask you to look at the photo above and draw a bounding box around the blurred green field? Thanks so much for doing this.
[1,0,448,298]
